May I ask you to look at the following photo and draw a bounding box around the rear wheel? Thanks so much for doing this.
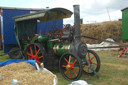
[83,50,100,75]
[59,53,83,81]
[24,43,45,66]
[8,47,22,59]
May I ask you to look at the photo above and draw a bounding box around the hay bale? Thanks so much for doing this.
[0,62,55,85]
[81,21,122,44]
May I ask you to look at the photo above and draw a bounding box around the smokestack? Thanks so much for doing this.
[73,5,81,42]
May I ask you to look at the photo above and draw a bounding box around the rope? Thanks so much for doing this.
[80,35,128,49]
[81,35,126,46]
[89,45,128,49]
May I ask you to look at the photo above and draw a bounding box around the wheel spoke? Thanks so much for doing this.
[64,58,69,63]
[90,56,95,60]
[73,69,77,76]
[69,70,72,78]
[36,60,41,64]
[62,65,66,67]
[72,67,79,69]
[64,70,70,74]
[35,49,40,55]
[27,52,32,56]
[73,59,77,65]
[30,46,33,55]
[68,55,71,64]
[38,56,43,59]
[92,62,98,66]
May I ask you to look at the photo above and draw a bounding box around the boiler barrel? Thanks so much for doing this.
[53,44,70,56]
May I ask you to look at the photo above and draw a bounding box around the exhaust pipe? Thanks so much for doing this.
[73,5,81,42]
[70,5,87,59]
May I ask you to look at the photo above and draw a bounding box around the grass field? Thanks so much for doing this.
[0,50,128,85]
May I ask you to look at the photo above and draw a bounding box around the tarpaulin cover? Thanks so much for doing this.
[0,60,37,69]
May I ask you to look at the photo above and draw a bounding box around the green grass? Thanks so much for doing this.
[0,50,11,61]
[0,50,128,85]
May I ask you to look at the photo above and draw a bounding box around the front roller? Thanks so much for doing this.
[59,53,83,81]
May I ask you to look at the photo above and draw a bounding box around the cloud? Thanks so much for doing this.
[6,0,127,24]
[107,0,128,10]
[59,0,128,24]
[80,0,128,15]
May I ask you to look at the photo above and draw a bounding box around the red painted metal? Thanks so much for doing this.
[118,47,128,58]
[27,46,43,65]
[85,52,98,74]
[63,56,80,78]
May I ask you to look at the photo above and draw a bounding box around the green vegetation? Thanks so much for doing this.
[0,50,11,62]
[0,50,128,85]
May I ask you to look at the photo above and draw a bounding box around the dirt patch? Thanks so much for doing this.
[0,62,54,85]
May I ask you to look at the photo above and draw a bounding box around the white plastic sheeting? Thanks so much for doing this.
[87,38,119,51]
[69,80,88,85]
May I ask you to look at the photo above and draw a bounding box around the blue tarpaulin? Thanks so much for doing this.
[0,60,37,69]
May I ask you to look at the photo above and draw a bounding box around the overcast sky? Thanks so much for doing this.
[0,0,128,24]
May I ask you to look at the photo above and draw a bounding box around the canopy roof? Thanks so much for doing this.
[121,7,128,11]
[0,6,44,10]
[13,8,73,22]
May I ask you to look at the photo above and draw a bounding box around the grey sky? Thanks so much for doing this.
[0,0,127,24]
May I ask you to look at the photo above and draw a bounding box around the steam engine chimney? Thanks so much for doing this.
[70,5,87,59]
[73,5,81,42]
